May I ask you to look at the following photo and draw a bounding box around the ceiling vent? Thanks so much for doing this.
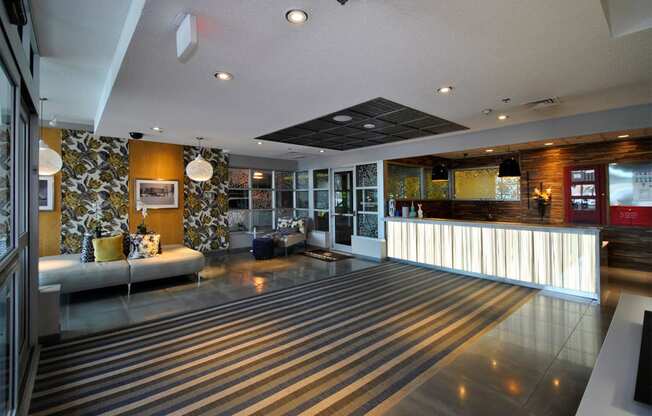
[285,151,306,160]
[523,96,561,111]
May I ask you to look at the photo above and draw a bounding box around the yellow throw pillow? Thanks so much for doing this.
[93,235,126,262]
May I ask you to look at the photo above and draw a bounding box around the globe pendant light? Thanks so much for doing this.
[498,154,521,177]
[186,137,213,182]
[38,98,63,175]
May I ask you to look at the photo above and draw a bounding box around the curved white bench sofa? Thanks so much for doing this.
[39,244,205,295]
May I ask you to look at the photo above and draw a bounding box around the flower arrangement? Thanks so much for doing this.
[137,205,148,234]
[533,185,552,219]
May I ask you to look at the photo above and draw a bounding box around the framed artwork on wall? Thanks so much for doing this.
[39,176,54,211]
[136,179,179,209]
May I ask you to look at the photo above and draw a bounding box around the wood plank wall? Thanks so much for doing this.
[391,137,652,270]
[128,140,185,246]
[38,128,62,257]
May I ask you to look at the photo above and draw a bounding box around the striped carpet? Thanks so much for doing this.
[30,262,535,416]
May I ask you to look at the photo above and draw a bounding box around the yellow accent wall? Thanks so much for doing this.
[38,128,62,256]
[128,140,185,246]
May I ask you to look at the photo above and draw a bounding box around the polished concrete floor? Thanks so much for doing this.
[59,250,378,339]
[57,255,646,415]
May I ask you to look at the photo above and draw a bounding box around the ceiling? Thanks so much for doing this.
[254,97,467,151]
[34,0,652,158]
[32,0,132,125]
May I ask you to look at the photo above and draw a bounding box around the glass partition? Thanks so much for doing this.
[386,164,421,200]
[453,167,520,201]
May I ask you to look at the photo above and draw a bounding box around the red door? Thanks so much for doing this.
[564,165,606,224]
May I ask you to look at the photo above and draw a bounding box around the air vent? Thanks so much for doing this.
[523,97,561,110]
[285,151,306,160]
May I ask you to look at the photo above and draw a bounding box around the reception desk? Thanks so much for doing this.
[386,217,601,300]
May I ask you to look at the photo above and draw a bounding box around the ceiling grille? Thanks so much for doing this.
[253,97,468,151]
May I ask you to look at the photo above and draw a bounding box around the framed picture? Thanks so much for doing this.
[39,176,54,211]
[136,179,179,209]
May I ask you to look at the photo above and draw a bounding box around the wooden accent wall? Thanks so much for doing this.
[38,128,62,257]
[128,140,185,246]
[390,137,652,270]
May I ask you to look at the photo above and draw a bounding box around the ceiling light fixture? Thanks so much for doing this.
[257,141,263,145]
[617,134,630,138]
[436,86,453,94]
[485,149,494,153]
[48,117,57,127]
[544,142,554,146]
[332,114,352,122]
[151,126,163,133]
[186,137,213,182]
[253,171,264,180]
[502,98,512,104]
[214,71,233,81]
[498,150,521,178]
[285,9,308,24]
[431,164,448,181]
[38,98,62,176]
[319,149,325,153]
[363,123,376,129]
[482,109,493,115]
[498,114,509,121]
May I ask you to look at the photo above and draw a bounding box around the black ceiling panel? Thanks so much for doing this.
[253,97,468,151]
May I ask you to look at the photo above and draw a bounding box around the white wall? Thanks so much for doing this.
[229,154,298,171]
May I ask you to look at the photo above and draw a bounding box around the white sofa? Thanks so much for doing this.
[39,244,205,295]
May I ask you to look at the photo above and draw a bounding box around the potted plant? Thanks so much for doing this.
[137,205,148,234]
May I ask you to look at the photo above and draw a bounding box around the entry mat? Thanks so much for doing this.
[29,262,535,415]
[302,249,353,262]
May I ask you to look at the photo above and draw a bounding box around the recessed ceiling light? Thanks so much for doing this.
[214,71,233,81]
[436,86,453,94]
[617,134,630,138]
[319,149,325,153]
[257,141,263,145]
[497,114,509,121]
[363,123,376,129]
[485,149,494,153]
[482,109,493,115]
[286,9,308,24]
[333,114,353,122]
[151,126,163,133]
[544,142,554,146]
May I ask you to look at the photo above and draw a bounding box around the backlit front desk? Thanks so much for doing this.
[386,217,601,300]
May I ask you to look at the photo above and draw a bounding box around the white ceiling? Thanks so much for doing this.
[32,0,132,125]
[36,0,652,158]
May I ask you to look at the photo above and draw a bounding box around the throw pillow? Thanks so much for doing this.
[128,234,161,259]
[80,233,95,263]
[93,234,126,262]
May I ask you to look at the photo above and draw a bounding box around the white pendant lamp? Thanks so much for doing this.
[186,137,213,182]
[38,98,62,176]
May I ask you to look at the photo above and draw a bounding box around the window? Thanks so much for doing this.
[295,171,309,218]
[313,169,329,232]
[356,164,379,238]
[453,167,520,201]
[227,168,250,231]
[275,171,294,218]
[0,68,13,258]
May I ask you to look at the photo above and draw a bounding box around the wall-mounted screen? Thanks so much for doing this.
[609,162,652,207]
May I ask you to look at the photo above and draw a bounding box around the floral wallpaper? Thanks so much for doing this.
[60,130,129,254]
[184,146,229,251]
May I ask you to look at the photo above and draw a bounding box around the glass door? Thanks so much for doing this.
[332,168,355,252]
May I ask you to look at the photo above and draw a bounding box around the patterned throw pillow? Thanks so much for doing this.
[80,233,95,263]
[128,234,161,259]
